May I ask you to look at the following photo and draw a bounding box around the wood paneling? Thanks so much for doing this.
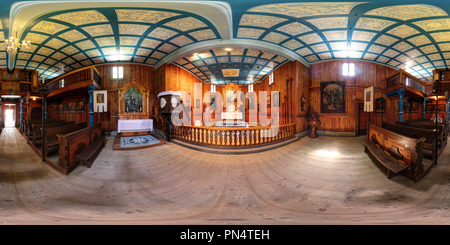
[309,60,398,133]
[92,64,155,131]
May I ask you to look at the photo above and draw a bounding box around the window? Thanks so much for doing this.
[59,79,64,88]
[211,84,216,93]
[269,73,274,85]
[342,63,355,76]
[248,84,253,92]
[112,66,124,79]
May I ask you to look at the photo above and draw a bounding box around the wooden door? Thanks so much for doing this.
[358,103,370,135]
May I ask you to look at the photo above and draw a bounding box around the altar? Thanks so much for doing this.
[221,111,242,120]
[118,119,153,136]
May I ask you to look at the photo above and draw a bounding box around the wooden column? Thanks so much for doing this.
[387,88,405,122]
[88,85,96,127]
[423,97,431,119]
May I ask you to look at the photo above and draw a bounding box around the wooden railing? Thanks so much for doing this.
[174,123,296,148]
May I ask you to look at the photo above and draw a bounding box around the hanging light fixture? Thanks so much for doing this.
[4,33,31,54]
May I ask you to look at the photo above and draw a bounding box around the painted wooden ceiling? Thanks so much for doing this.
[2,1,450,85]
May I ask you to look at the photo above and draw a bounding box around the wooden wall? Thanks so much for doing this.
[47,95,88,124]
[90,64,155,131]
[255,60,310,133]
[42,58,442,136]
[309,60,398,133]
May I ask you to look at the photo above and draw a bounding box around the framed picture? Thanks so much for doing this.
[210,94,217,110]
[273,92,280,107]
[364,86,374,112]
[56,103,63,114]
[93,90,108,113]
[375,98,386,113]
[196,99,200,109]
[320,81,345,114]
[186,92,191,103]
[63,103,69,113]
[68,102,76,113]
[76,100,84,113]
[267,95,271,107]
[411,102,419,112]
[404,102,410,112]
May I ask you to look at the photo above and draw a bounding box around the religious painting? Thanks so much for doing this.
[124,88,142,112]
[403,102,410,112]
[320,81,345,114]
[210,94,217,110]
[364,86,374,112]
[93,90,108,113]
[186,92,191,103]
[426,105,433,113]
[196,99,200,109]
[63,103,69,113]
[76,100,84,113]
[267,95,271,107]
[375,98,386,113]
[411,102,419,112]
[226,86,237,103]
[56,103,63,114]
[273,92,280,107]
[68,102,76,113]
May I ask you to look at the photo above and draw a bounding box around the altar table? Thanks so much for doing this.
[118,119,153,135]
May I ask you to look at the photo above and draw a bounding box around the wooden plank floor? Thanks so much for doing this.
[1,126,450,225]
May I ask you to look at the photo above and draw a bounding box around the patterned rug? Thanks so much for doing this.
[120,135,161,147]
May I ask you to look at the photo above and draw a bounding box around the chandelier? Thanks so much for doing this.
[4,36,31,53]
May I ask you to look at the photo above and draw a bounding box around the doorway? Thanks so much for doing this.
[358,102,370,135]
[5,106,16,127]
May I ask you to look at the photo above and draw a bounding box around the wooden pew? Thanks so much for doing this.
[42,122,88,158]
[56,123,105,175]
[30,121,75,146]
[364,123,427,181]
[396,121,447,146]
[22,119,60,136]
[383,122,443,160]
[409,120,449,138]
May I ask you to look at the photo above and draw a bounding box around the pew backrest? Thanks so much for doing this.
[56,123,102,175]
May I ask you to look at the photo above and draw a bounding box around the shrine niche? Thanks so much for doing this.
[118,81,149,119]
[222,83,244,112]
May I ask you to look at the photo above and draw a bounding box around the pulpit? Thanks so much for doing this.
[158,91,182,142]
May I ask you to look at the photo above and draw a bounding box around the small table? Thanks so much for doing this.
[118,119,153,136]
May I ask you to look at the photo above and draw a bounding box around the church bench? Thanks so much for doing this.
[365,123,427,181]
[408,120,449,138]
[30,121,75,146]
[42,122,88,158]
[23,119,60,137]
[56,123,103,175]
[75,135,106,168]
[383,123,444,160]
[396,121,447,146]
[364,139,409,179]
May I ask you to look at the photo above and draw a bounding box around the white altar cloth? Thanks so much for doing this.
[221,112,243,120]
[118,119,153,133]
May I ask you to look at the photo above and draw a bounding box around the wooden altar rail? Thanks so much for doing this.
[174,123,296,148]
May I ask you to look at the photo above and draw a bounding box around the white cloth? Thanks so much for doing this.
[118,119,153,133]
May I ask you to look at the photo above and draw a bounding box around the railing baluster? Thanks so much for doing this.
[174,124,296,148]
